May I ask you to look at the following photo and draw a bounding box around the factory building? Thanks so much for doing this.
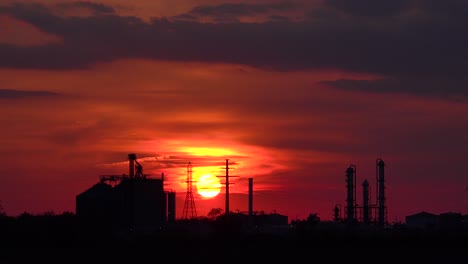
[76,153,174,234]
[405,211,438,230]
[405,211,467,231]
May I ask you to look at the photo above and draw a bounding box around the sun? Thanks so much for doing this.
[196,173,222,198]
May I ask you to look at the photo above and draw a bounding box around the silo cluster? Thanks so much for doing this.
[76,153,176,234]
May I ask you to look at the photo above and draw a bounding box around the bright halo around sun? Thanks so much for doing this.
[196,173,222,198]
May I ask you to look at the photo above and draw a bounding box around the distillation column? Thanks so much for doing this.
[345,165,356,222]
[376,158,386,227]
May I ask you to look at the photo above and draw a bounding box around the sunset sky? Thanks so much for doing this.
[1,0,468,223]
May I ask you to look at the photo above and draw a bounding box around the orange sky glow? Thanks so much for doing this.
[1,0,468,223]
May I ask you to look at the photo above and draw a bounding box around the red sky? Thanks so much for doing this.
[1,0,468,223]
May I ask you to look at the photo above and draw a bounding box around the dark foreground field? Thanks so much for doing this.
[1,214,467,263]
[2,228,468,263]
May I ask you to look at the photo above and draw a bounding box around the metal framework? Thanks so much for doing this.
[182,162,197,220]
[340,159,388,227]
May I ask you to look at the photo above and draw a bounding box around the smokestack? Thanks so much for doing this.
[128,153,137,178]
[248,178,253,222]
[376,158,386,227]
[345,165,356,222]
[225,159,229,215]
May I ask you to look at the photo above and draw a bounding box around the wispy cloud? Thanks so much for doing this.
[174,1,296,22]
[0,1,467,97]
[0,89,59,98]
[56,1,116,15]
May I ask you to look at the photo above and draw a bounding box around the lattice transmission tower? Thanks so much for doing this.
[182,161,197,219]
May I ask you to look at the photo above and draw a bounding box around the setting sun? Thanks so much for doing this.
[196,173,222,198]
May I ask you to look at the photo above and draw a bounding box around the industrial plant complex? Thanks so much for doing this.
[2,153,468,252]
[75,153,173,234]
[73,154,468,236]
[75,154,288,236]
[332,158,388,227]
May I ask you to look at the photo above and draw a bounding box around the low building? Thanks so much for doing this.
[438,212,463,231]
[405,211,438,230]
[76,154,167,235]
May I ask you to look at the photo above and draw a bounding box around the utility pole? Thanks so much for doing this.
[217,159,239,215]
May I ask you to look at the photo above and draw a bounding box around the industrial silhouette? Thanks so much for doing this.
[75,153,170,234]
[72,154,288,236]
[2,154,468,255]
[334,158,387,227]
[217,159,239,215]
[181,161,197,220]
[167,188,176,223]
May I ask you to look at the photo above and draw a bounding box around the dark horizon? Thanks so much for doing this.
[1,0,468,224]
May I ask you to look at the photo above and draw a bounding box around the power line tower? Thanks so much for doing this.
[182,161,197,220]
[217,159,239,215]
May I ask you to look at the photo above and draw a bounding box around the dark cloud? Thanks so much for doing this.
[56,1,115,14]
[320,79,401,93]
[420,0,468,18]
[324,0,410,17]
[0,89,59,98]
[318,78,468,101]
[189,2,295,17]
[171,13,198,22]
[268,15,291,22]
[174,2,296,23]
[0,1,468,97]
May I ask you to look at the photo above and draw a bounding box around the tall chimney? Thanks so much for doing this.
[128,153,137,178]
[225,159,230,215]
[345,165,356,222]
[248,178,253,225]
[376,158,386,227]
